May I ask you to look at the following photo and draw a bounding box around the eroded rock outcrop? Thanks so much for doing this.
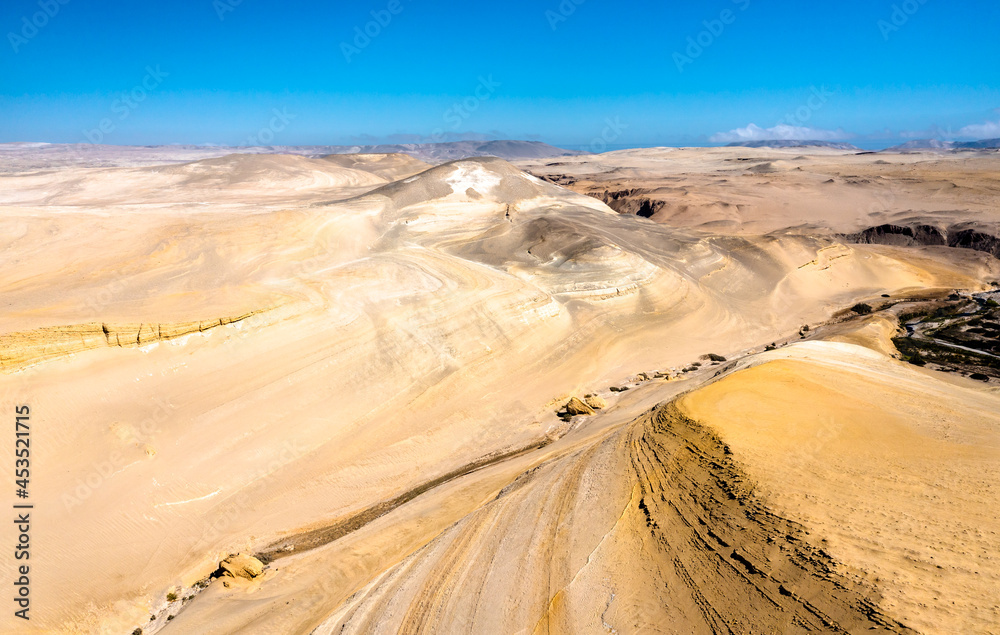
[589,188,667,218]
[219,554,264,581]
[846,223,946,247]
[0,310,268,372]
[949,228,1000,258]
[846,223,1000,259]
[564,397,595,416]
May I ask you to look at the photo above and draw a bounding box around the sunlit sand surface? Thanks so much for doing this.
[1,146,998,633]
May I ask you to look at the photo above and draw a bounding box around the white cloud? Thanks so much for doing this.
[709,123,849,143]
[958,120,1000,140]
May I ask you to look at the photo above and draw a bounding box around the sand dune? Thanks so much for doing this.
[317,153,432,181]
[679,339,1000,634]
[309,400,914,634]
[0,148,998,634]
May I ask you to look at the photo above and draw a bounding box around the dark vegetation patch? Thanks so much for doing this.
[893,297,1000,380]
[892,337,1000,377]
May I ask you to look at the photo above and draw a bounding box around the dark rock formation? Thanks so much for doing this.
[948,229,1000,258]
[847,224,946,247]
[589,189,666,218]
[845,222,1000,259]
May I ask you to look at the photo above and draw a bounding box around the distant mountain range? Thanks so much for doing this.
[882,138,1000,152]
[726,140,861,150]
[333,140,587,162]
[882,139,955,152]
[954,138,1000,150]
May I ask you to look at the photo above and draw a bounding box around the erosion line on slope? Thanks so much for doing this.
[624,401,918,634]
[255,437,555,564]
[0,308,273,372]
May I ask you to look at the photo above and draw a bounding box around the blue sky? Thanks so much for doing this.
[1,0,998,148]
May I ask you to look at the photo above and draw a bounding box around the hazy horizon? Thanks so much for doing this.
[0,138,979,153]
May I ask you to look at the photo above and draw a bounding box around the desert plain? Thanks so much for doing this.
[0,142,998,634]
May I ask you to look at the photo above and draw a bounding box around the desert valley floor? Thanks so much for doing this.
[0,143,998,634]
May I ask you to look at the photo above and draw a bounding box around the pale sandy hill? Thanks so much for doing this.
[0,153,390,208]
[344,156,607,210]
[318,152,432,181]
[157,153,386,186]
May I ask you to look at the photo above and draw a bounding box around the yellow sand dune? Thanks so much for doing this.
[679,340,1000,634]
